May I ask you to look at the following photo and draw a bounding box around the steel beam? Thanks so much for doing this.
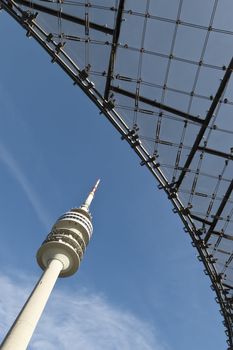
[104,0,125,100]
[205,179,233,243]
[212,231,233,241]
[14,0,114,35]
[222,282,233,290]
[111,86,204,124]
[190,214,212,226]
[175,57,233,189]
[198,146,233,161]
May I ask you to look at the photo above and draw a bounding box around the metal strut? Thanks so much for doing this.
[111,85,204,124]
[175,57,233,190]
[104,0,125,101]
[14,0,114,35]
[204,179,233,243]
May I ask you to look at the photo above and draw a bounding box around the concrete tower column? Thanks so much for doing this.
[1,258,63,350]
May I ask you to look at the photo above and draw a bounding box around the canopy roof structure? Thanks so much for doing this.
[1,0,233,348]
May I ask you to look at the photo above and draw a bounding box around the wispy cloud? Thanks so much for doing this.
[0,272,168,350]
[0,143,50,228]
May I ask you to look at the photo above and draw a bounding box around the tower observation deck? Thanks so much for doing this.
[37,179,99,277]
[0,180,100,350]
[1,1,233,349]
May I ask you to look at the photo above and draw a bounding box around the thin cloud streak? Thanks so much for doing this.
[0,272,168,350]
[0,143,50,228]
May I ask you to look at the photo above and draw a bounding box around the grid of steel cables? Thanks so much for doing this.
[1,0,233,348]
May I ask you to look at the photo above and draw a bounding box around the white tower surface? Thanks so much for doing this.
[1,180,100,350]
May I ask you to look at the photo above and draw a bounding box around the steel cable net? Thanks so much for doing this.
[1,0,233,347]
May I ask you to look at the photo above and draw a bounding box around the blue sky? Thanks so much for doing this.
[0,7,228,350]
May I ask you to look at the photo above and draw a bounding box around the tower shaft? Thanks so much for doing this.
[1,258,63,350]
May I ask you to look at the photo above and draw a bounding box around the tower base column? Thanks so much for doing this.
[1,258,63,350]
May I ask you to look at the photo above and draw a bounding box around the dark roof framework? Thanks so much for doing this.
[1,0,233,347]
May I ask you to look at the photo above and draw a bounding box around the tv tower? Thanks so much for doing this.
[1,180,100,350]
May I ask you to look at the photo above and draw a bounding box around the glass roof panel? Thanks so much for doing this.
[180,0,215,26]
[148,0,180,19]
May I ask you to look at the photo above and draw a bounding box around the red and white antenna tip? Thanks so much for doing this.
[92,179,100,194]
[82,179,100,211]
